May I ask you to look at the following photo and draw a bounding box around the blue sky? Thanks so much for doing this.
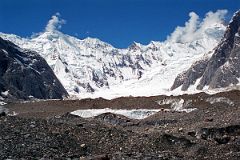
[0,0,239,48]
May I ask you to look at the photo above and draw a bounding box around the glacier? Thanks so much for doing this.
[71,108,161,119]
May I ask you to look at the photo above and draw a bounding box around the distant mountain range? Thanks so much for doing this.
[2,10,240,99]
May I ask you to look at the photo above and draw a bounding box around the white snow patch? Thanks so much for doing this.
[71,108,161,119]
[1,49,8,55]
[206,97,234,106]
[157,98,197,113]
[8,111,18,116]
[0,101,7,106]
[1,90,9,96]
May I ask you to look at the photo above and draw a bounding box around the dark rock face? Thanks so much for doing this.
[171,10,240,91]
[171,57,209,91]
[0,37,68,99]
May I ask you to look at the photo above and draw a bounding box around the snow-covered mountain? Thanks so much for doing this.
[171,10,240,92]
[0,10,227,98]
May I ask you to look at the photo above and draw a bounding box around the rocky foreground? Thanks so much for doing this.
[1,90,240,159]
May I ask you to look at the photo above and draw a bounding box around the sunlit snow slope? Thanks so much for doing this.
[0,10,227,99]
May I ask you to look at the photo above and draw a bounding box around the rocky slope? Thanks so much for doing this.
[0,37,68,100]
[171,10,240,91]
[0,11,226,98]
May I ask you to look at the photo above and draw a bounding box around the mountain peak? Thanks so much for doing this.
[167,10,227,43]
[224,10,240,41]
[230,10,240,22]
[37,30,63,40]
[128,41,143,51]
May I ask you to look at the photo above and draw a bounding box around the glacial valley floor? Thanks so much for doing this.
[1,90,240,159]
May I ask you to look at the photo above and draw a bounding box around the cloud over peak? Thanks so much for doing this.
[168,10,227,43]
[45,13,66,32]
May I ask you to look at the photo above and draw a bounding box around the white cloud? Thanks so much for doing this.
[201,10,227,29]
[167,10,227,43]
[45,12,66,32]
